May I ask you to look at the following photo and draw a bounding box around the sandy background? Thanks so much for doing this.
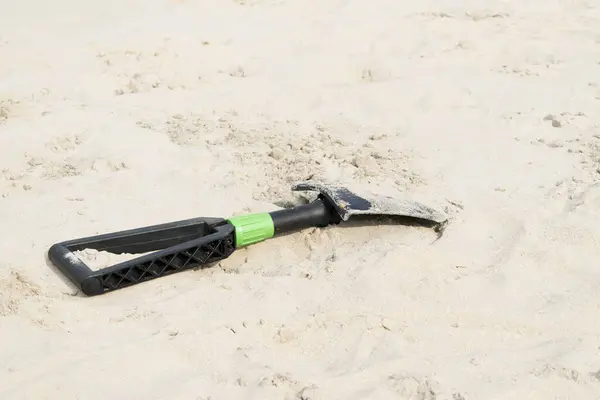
[2,0,600,398]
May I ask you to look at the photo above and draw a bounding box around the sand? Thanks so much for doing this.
[1,0,600,398]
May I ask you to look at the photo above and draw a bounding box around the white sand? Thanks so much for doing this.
[2,0,600,398]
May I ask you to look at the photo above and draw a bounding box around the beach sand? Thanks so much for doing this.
[1,0,600,398]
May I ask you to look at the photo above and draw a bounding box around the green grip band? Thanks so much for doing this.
[227,213,274,248]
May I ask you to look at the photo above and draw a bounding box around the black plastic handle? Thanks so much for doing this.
[48,217,236,296]
[268,197,341,237]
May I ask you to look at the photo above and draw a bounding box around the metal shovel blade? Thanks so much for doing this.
[292,181,448,225]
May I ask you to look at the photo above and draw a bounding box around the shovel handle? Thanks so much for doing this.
[48,218,236,296]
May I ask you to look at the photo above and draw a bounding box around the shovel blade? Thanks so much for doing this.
[292,181,448,225]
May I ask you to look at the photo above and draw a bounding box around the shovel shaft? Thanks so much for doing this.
[269,198,335,236]
[227,198,338,248]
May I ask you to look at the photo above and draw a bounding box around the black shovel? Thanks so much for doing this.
[48,181,448,296]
